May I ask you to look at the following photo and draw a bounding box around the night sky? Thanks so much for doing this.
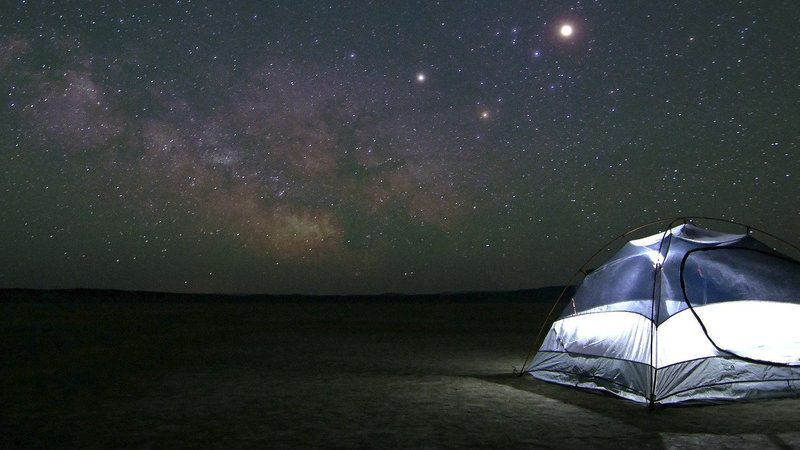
[2,1,799,294]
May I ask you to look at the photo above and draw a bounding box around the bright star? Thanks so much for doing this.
[416,73,426,83]
[560,24,574,37]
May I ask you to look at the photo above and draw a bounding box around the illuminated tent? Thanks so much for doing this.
[523,218,800,405]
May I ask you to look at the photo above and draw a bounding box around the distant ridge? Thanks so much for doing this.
[0,286,569,304]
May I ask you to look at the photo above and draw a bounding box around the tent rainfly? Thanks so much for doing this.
[522,218,800,405]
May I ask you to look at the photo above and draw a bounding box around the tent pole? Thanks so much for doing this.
[648,221,678,405]
[517,280,579,375]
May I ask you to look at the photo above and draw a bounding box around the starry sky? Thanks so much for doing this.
[2,1,799,295]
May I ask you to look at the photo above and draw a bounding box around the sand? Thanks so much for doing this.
[2,299,800,448]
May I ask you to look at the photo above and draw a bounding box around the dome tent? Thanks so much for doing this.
[522,217,800,406]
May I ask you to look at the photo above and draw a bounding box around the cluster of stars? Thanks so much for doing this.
[1,2,798,294]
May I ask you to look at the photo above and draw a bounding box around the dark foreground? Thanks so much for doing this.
[2,296,800,448]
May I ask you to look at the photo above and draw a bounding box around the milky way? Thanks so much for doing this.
[2,2,799,294]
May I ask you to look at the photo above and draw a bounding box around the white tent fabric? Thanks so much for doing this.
[525,221,800,405]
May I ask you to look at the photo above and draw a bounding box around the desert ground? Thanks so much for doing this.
[2,293,799,448]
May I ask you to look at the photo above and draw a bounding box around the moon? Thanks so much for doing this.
[559,24,574,37]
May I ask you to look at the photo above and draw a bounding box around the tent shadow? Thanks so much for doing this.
[477,372,800,437]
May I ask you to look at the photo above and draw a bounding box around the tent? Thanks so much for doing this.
[522,218,800,405]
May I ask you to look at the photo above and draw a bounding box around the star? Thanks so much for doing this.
[1,1,797,295]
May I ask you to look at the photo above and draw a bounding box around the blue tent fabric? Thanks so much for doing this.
[526,222,800,405]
